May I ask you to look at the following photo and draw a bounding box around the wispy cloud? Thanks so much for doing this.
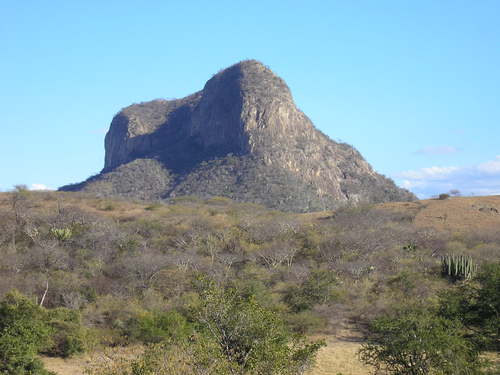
[395,156,500,198]
[400,166,460,180]
[30,184,52,191]
[414,145,459,155]
[477,155,500,174]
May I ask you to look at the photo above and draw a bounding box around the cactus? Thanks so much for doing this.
[441,254,477,281]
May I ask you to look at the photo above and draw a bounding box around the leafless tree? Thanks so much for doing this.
[258,241,298,269]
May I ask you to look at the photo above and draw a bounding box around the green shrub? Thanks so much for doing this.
[128,336,231,375]
[192,279,325,374]
[439,261,500,350]
[358,307,483,375]
[123,310,192,344]
[44,308,88,358]
[0,291,55,374]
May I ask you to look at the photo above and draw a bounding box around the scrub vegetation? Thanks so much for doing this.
[0,189,498,374]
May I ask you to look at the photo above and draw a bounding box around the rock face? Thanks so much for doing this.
[61,60,415,212]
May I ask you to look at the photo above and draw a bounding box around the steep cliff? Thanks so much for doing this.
[61,60,415,211]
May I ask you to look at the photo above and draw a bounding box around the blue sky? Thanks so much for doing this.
[1,1,499,198]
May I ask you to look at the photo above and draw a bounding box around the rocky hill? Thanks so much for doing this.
[61,60,415,211]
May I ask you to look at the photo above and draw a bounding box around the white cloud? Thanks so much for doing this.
[401,180,425,189]
[400,166,459,180]
[415,145,459,155]
[478,155,500,174]
[395,156,500,198]
[30,184,52,191]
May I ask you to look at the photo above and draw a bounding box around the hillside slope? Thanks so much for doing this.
[379,195,500,233]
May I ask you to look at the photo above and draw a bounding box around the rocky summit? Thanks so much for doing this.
[61,60,415,212]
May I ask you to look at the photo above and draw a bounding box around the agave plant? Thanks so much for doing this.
[50,227,73,241]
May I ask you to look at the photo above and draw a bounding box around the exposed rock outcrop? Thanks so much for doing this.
[61,60,415,211]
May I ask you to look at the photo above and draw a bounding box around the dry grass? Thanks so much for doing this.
[41,338,370,375]
[380,195,500,234]
[3,192,499,234]
[42,355,88,375]
[307,339,370,375]
[42,346,144,375]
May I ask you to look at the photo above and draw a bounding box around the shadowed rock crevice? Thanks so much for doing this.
[61,60,415,212]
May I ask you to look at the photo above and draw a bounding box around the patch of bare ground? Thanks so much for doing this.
[42,346,143,375]
[307,339,369,375]
[42,355,87,375]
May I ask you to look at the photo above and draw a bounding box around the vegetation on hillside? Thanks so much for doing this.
[0,190,498,373]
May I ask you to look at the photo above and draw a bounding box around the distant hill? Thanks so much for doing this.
[60,60,415,212]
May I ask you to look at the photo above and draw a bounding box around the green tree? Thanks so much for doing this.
[129,335,232,375]
[191,280,325,374]
[358,307,483,375]
[123,310,193,344]
[0,291,55,374]
[439,262,500,350]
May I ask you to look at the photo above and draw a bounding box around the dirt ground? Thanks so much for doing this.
[42,338,370,375]
[307,339,370,375]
